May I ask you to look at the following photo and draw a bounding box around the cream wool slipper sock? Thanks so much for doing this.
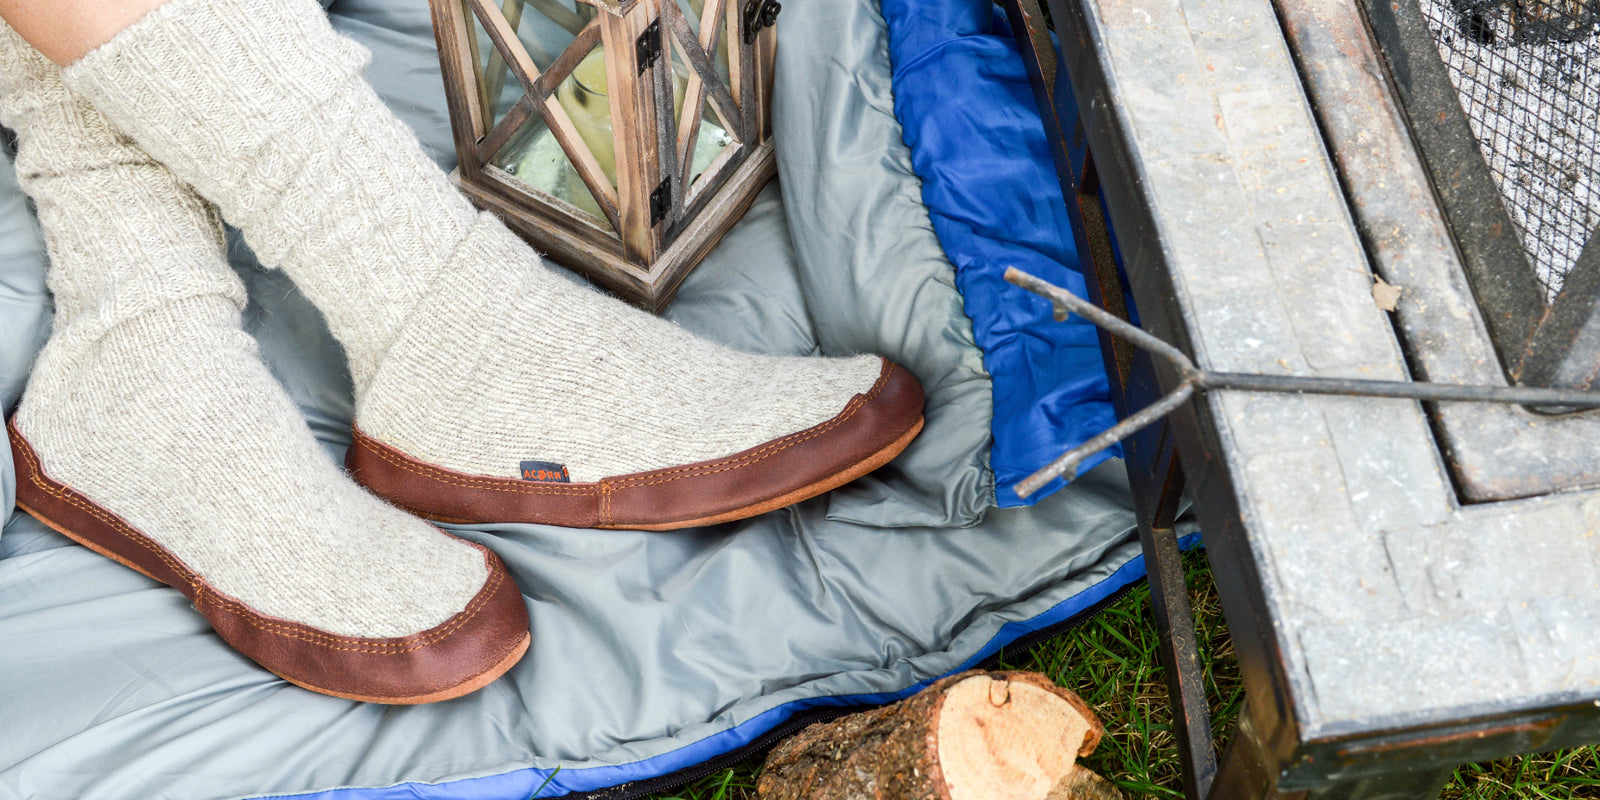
[1,26,528,703]
[63,0,925,530]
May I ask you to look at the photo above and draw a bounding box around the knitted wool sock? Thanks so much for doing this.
[0,25,492,642]
[62,0,894,490]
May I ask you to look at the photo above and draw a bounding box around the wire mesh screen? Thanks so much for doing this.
[1417,0,1598,301]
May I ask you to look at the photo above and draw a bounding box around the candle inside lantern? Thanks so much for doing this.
[494,37,733,224]
[556,49,691,218]
[557,49,620,186]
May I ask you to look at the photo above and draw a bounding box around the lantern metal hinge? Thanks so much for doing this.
[636,20,662,74]
[742,0,781,43]
[650,176,673,226]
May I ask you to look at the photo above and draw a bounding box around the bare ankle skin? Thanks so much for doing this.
[0,0,170,64]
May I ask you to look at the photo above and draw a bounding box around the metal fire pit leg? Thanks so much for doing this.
[999,1,1219,795]
[1140,452,1220,800]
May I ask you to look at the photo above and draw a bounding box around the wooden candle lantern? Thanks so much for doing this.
[429,0,782,311]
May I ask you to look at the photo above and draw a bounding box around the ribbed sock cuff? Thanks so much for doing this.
[63,0,370,211]
[0,17,246,335]
[62,0,478,391]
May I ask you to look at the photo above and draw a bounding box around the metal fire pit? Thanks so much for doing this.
[1000,0,1600,793]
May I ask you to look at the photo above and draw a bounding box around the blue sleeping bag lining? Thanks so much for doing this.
[882,0,1121,507]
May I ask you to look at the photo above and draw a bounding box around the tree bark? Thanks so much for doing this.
[758,671,1118,800]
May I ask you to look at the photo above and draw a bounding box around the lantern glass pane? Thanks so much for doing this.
[491,110,616,232]
[666,32,739,195]
[688,97,737,189]
[674,0,732,89]
[465,0,594,132]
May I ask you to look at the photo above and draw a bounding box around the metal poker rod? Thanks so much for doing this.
[1004,267,1600,497]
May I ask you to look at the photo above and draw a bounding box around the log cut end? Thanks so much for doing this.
[937,673,1104,800]
[758,671,1114,800]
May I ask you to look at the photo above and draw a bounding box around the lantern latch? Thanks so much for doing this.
[742,0,781,43]
[636,20,662,74]
[650,176,673,226]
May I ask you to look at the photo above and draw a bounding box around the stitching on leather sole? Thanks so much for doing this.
[9,421,500,654]
[354,362,895,496]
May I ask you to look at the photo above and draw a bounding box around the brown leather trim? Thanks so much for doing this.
[7,419,530,704]
[348,358,926,530]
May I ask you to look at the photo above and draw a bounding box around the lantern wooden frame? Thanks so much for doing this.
[429,0,780,311]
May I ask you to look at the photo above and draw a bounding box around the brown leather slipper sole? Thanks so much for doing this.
[7,419,531,704]
[347,358,926,530]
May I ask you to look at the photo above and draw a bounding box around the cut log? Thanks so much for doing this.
[758,671,1119,800]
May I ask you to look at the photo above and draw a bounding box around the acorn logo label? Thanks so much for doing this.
[519,460,571,483]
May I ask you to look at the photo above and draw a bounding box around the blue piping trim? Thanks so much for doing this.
[268,532,1202,800]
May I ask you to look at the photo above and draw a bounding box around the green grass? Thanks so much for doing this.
[1011,549,1244,797]
[647,766,763,800]
[640,550,1600,799]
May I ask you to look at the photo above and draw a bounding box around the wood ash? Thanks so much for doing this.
[1421,0,1597,300]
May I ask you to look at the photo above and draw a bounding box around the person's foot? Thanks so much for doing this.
[343,214,925,529]
[61,0,925,529]
[1,24,529,702]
